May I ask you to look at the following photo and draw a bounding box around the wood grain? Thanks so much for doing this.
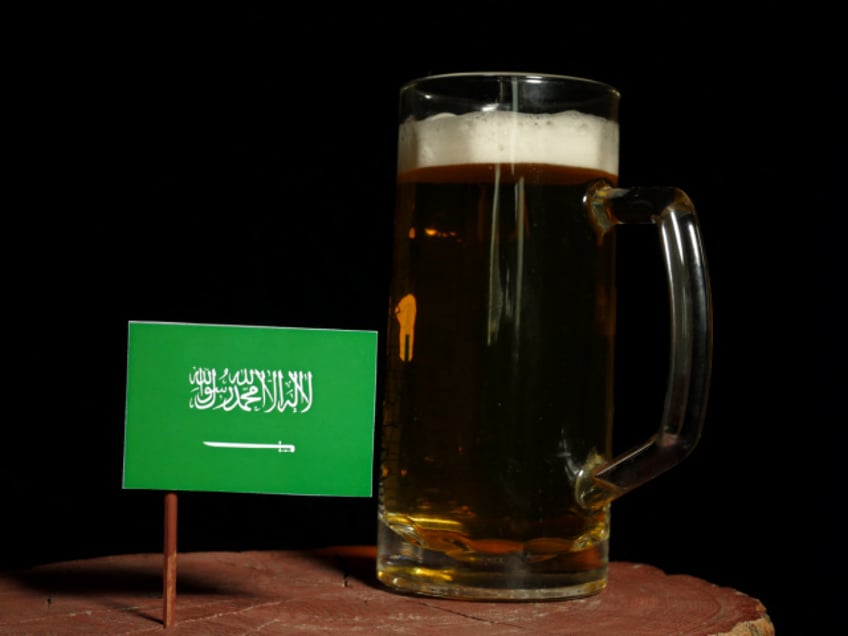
[0,547,774,634]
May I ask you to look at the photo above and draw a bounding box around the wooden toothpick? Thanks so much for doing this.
[163,492,178,628]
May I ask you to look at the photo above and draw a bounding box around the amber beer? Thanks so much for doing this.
[379,106,622,599]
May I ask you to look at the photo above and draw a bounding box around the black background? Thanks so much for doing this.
[7,4,838,633]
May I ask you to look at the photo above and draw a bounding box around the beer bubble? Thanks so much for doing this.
[398,110,619,176]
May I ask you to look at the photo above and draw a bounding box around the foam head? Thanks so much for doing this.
[398,110,619,176]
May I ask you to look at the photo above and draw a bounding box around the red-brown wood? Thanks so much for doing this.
[163,492,178,628]
[0,547,773,634]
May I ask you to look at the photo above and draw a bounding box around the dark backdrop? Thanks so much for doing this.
[8,4,837,633]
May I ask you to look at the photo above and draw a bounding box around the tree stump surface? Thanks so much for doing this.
[0,547,774,634]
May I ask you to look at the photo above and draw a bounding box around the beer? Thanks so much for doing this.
[378,108,621,599]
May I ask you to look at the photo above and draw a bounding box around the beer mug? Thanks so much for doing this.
[378,73,712,600]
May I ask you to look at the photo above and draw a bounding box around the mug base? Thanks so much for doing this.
[376,520,608,601]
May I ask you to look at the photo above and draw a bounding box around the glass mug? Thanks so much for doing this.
[378,73,712,600]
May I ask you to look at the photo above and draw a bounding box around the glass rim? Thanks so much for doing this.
[401,72,620,98]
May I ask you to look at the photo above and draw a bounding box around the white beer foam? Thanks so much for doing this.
[398,110,619,176]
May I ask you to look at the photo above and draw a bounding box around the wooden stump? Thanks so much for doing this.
[0,547,773,634]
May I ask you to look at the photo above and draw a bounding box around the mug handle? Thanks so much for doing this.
[577,184,714,510]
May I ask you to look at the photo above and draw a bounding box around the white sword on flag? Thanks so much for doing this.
[203,441,296,453]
